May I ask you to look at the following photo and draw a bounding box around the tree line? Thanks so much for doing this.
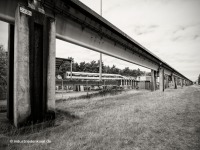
[0,45,8,93]
[56,57,145,78]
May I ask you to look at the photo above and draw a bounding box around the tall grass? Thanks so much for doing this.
[1,86,200,150]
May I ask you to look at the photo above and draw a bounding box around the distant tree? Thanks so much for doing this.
[0,45,7,92]
[122,67,131,76]
[89,60,99,73]
[198,74,200,85]
[56,57,74,78]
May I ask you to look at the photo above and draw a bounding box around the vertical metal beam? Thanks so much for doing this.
[99,0,102,81]
[99,53,102,81]
[7,24,14,121]
[70,60,72,79]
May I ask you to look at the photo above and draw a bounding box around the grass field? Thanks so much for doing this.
[0,86,200,150]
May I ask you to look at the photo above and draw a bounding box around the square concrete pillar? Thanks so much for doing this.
[165,75,169,89]
[181,79,183,87]
[174,77,178,89]
[159,68,164,92]
[13,5,55,127]
[172,76,177,89]
[151,70,156,91]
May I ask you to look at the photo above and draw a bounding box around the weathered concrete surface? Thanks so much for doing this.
[165,75,169,89]
[12,5,56,127]
[47,18,56,117]
[172,75,177,89]
[14,5,31,127]
[151,70,156,91]
[181,79,183,87]
[159,68,164,92]
[174,77,178,89]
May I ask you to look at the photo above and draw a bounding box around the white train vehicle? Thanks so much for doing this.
[65,71,125,80]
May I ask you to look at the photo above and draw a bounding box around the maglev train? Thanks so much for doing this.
[65,71,127,80]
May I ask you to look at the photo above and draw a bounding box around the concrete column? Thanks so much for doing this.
[177,78,180,86]
[175,77,178,89]
[181,79,183,87]
[151,70,156,91]
[13,5,55,127]
[165,75,169,89]
[172,76,177,89]
[159,68,164,92]
[131,80,133,89]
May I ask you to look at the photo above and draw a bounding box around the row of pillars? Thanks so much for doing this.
[151,68,192,92]
[120,79,136,87]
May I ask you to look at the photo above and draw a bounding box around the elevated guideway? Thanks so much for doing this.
[0,0,193,127]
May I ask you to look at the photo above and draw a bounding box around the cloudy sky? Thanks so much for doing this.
[0,0,200,81]
[58,0,200,81]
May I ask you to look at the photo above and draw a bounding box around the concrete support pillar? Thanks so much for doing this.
[172,76,177,89]
[174,77,178,89]
[165,75,169,89]
[151,70,156,91]
[159,68,164,92]
[177,78,180,86]
[13,5,55,127]
[131,80,133,89]
[181,79,183,87]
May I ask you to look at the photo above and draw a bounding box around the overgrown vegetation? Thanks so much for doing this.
[0,45,7,96]
[57,88,125,102]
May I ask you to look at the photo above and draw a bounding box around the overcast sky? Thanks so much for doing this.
[0,0,200,81]
[58,0,200,81]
